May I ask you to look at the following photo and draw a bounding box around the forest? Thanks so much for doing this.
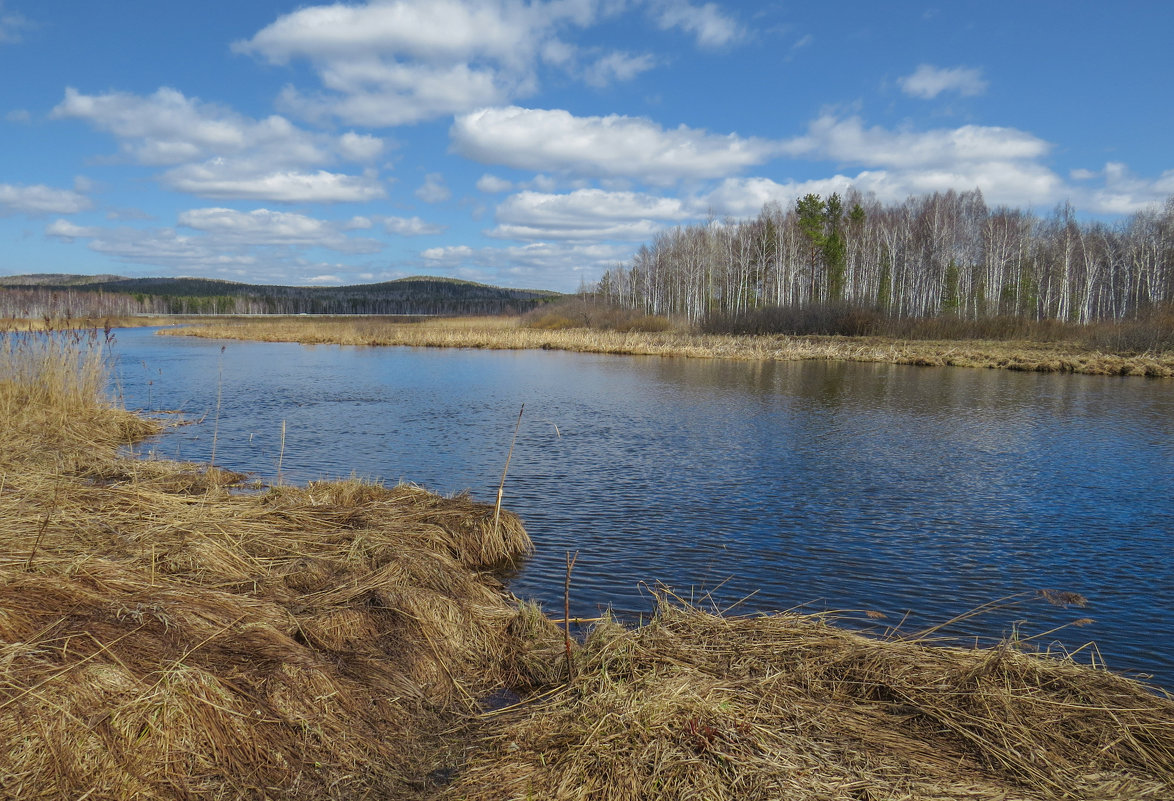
[0,275,557,318]
[593,189,1174,325]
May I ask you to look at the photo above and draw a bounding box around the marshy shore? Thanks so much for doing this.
[3,327,1173,799]
[159,315,1174,377]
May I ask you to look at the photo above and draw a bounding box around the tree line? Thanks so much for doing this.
[594,189,1174,324]
[0,277,557,319]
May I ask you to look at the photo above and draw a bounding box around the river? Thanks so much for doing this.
[109,327,1174,687]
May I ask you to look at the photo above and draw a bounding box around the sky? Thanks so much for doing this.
[1,1,1172,292]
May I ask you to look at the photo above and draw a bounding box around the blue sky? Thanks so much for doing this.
[1,1,1171,291]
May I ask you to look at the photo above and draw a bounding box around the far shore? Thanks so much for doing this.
[157,315,1174,378]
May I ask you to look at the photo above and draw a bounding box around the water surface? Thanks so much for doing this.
[111,327,1174,686]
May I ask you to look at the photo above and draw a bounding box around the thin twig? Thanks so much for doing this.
[564,550,578,684]
[209,345,225,469]
[277,419,286,486]
[25,466,63,571]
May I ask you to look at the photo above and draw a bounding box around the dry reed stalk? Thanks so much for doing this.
[493,404,524,542]
[159,317,1174,378]
[563,550,578,684]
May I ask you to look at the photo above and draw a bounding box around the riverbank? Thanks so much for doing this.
[3,329,1174,799]
[159,316,1174,377]
[0,315,185,331]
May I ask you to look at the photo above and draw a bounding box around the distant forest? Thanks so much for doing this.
[594,190,1174,324]
[0,276,558,319]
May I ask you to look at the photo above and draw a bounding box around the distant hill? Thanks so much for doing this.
[0,274,562,317]
[0,273,124,287]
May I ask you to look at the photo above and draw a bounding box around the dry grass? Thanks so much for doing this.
[0,315,178,331]
[5,325,1174,800]
[160,316,1174,377]
[0,328,533,799]
[452,594,1174,801]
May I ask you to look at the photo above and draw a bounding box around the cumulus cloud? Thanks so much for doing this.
[163,163,386,203]
[52,87,386,203]
[0,182,92,215]
[1074,162,1174,214]
[701,158,1064,215]
[898,64,988,99]
[421,240,632,291]
[415,172,451,203]
[651,2,742,48]
[338,131,386,161]
[451,106,781,183]
[384,215,446,236]
[177,207,382,252]
[236,0,637,126]
[45,206,388,278]
[44,219,100,240]
[490,188,691,241]
[476,173,514,193]
[783,114,1049,169]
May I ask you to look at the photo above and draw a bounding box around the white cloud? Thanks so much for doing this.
[45,206,386,278]
[652,2,742,48]
[784,114,1049,169]
[177,207,382,253]
[582,51,657,87]
[477,173,514,193]
[44,219,100,240]
[898,64,988,99]
[52,87,386,203]
[384,215,446,236]
[162,163,386,203]
[5,108,30,123]
[1077,162,1174,214]
[422,244,474,261]
[490,188,691,241]
[451,106,781,183]
[52,87,328,166]
[236,0,631,126]
[422,240,633,291]
[415,172,451,203]
[0,1,29,44]
[338,131,385,161]
[277,61,514,127]
[0,183,92,215]
[702,159,1064,215]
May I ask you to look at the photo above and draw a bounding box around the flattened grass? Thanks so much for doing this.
[452,597,1174,801]
[0,328,532,799]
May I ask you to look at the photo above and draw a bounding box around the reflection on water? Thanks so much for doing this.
[111,327,1174,686]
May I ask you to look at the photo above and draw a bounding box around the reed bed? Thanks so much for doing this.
[159,317,1174,377]
[452,596,1174,801]
[0,329,533,799]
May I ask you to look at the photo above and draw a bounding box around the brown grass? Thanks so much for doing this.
[160,316,1174,377]
[452,593,1174,801]
[0,327,533,799]
[5,325,1174,800]
[0,315,179,331]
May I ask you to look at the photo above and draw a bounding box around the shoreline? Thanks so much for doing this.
[4,329,1174,799]
[157,316,1174,377]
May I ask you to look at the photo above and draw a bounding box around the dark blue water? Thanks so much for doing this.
[110,327,1174,686]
